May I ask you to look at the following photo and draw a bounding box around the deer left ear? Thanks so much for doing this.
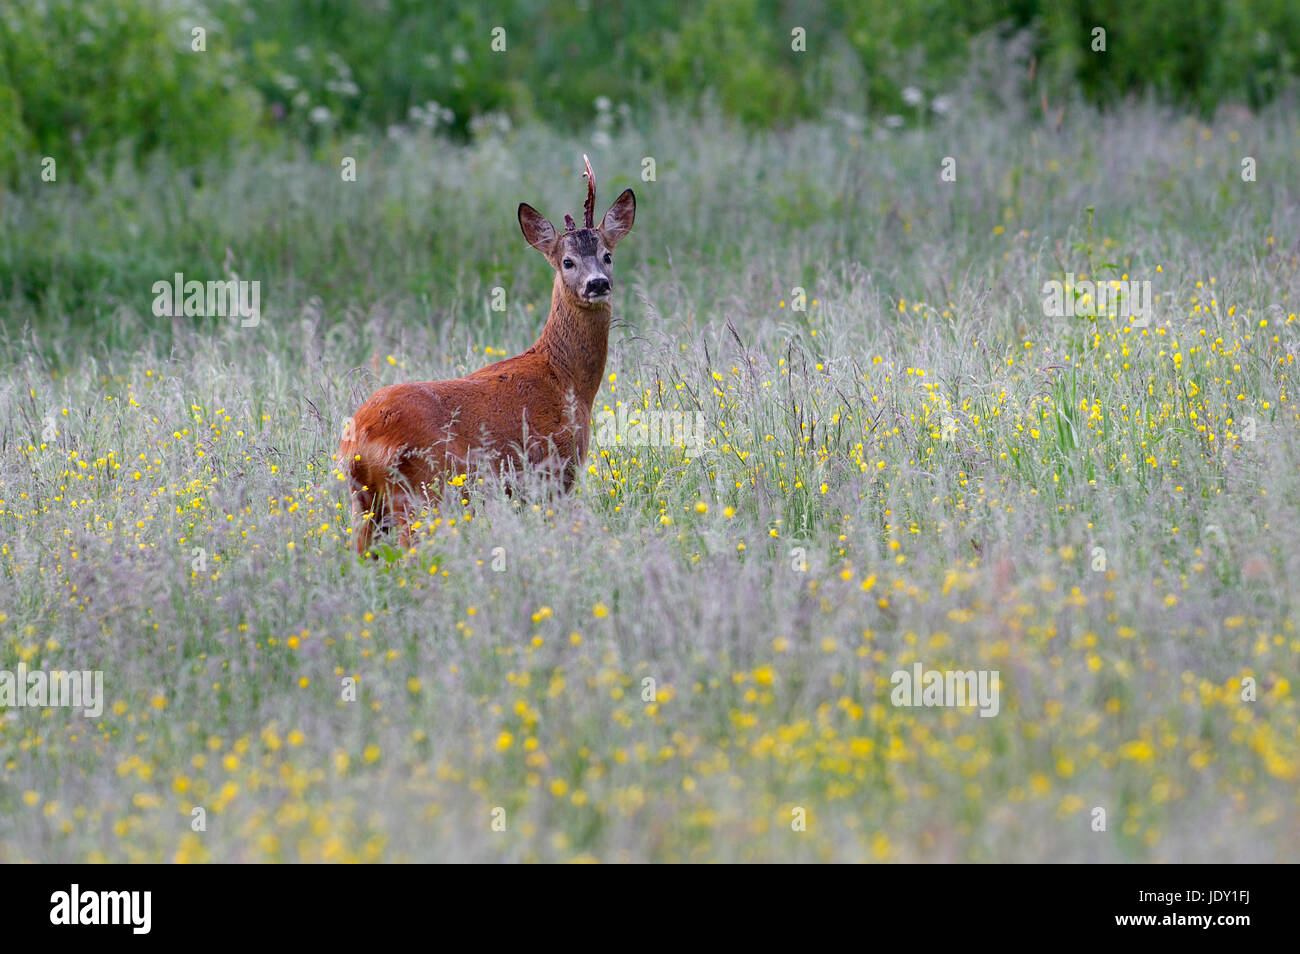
[599,189,636,248]
[519,203,557,255]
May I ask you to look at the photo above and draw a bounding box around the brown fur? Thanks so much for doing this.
[337,184,635,555]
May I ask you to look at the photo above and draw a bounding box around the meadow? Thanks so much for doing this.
[1,90,1297,862]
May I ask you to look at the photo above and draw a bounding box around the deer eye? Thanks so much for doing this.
[562,258,575,269]
[603,253,612,264]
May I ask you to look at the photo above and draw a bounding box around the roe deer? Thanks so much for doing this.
[337,156,636,554]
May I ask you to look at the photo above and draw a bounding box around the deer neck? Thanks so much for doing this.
[536,275,610,411]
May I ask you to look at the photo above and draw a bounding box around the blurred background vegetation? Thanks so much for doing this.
[1,0,1297,183]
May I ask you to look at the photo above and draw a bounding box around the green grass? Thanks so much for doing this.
[0,95,1297,861]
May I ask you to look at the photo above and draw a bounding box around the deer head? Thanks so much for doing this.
[518,155,636,310]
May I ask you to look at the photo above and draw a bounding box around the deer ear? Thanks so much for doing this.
[518,203,557,254]
[599,189,635,248]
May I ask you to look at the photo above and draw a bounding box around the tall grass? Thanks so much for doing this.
[0,94,1297,861]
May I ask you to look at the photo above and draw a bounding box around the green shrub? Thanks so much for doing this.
[0,81,29,182]
[2,0,1298,180]
[0,0,261,183]
[1040,0,1300,112]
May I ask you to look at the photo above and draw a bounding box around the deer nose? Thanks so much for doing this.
[585,277,610,297]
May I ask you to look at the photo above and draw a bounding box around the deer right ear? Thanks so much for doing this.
[599,189,636,248]
[518,203,557,255]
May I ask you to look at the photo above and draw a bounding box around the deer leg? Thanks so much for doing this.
[352,490,384,557]
[390,492,425,550]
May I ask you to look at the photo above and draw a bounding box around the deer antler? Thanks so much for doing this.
[582,154,595,228]
[564,214,577,232]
